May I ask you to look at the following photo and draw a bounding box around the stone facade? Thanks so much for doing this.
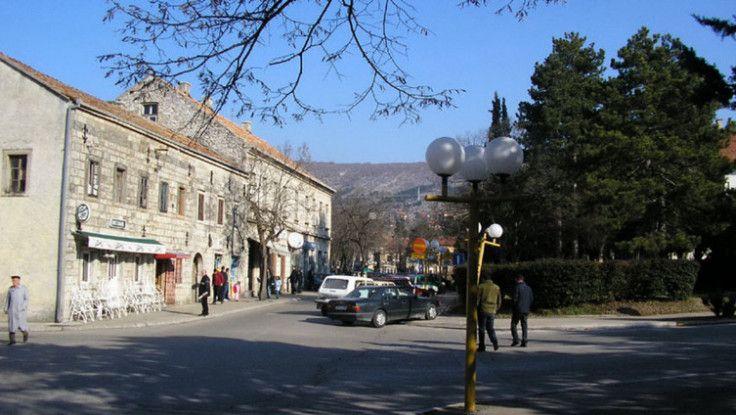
[0,52,333,322]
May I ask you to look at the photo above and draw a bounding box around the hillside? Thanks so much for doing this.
[307,161,439,197]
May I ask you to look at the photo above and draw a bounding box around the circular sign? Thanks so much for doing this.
[411,238,428,256]
[76,203,91,223]
[287,232,304,249]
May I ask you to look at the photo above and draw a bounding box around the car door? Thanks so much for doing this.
[393,288,412,320]
[382,288,401,320]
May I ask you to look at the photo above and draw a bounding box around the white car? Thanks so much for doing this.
[315,275,381,315]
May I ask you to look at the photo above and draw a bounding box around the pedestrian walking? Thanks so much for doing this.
[289,269,302,293]
[307,269,314,291]
[274,275,282,299]
[477,273,502,352]
[212,267,225,304]
[197,272,211,316]
[222,267,230,302]
[232,280,240,302]
[511,275,534,347]
[4,275,29,345]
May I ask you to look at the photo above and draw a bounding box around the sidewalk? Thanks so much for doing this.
[29,293,302,332]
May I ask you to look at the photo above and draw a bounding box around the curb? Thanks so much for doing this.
[30,297,299,333]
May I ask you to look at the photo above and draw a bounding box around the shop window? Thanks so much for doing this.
[178,186,186,216]
[143,103,158,122]
[81,252,92,282]
[4,153,29,195]
[107,255,118,278]
[197,192,205,221]
[114,166,126,203]
[217,198,225,225]
[87,159,100,197]
[159,181,169,213]
[138,176,149,208]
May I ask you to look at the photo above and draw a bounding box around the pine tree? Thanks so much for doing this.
[500,98,511,136]
[489,92,502,140]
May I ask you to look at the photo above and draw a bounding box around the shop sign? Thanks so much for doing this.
[109,218,126,229]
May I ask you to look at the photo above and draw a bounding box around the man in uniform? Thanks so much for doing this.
[4,275,29,345]
[477,273,502,352]
[197,271,211,316]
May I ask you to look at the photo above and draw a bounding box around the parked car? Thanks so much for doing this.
[324,286,439,328]
[315,275,376,314]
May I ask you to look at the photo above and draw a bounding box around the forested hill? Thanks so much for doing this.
[307,162,439,197]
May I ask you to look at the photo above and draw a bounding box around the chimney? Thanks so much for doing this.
[177,81,191,96]
[241,121,252,133]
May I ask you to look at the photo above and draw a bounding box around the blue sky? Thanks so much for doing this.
[1,1,734,163]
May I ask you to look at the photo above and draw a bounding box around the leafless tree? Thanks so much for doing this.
[239,144,311,300]
[101,0,560,125]
[330,195,390,272]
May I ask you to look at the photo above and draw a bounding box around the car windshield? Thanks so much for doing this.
[346,287,381,299]
[322,278,349,290]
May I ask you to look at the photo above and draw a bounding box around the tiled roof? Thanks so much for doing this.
[0,52,242,174]
[154,80,334,193]
[723,134,736,162]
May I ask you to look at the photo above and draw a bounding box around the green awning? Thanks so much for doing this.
[76,231,166,255]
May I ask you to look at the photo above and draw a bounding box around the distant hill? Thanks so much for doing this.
[307,162,439,198]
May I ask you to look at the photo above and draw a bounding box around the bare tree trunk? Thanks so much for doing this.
[258,242,269,301]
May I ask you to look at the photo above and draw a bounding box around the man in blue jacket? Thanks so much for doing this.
[511,275,533,347]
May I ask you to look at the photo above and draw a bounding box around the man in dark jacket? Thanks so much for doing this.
[511,275,533,347]
[197,272,211,316]
[477,273,502,352]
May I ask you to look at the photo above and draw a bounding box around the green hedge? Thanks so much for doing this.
[454,259,698,309]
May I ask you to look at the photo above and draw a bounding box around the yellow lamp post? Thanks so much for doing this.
[424,136,523,414]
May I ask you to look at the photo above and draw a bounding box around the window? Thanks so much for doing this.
[143,103,158,122]
[134,256,141,282]
[175,259,183,284]
[114,166,126,203]
[217,198,225,225]
[177,186,186,215]
[197,192,205,221]
[138,176,149,208]
[159,182,169,213]
[6,154,28,194]
[81,252,92,282]
[87,159,100,197]
[107,255,118,278]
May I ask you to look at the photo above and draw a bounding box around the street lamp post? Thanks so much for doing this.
[425,136,523,414]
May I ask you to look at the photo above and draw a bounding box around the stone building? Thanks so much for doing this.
[0,52,333,322]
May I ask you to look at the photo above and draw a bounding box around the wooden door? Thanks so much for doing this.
[156,259,176,305]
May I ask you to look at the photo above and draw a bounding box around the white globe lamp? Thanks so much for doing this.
[486,136,523,175]
[425,137,465,177]
[460,145,488,183]
[487,223,503,239]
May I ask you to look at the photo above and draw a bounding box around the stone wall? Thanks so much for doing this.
[0,61,68,321]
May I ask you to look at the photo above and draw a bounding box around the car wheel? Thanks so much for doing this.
[372,309,387,328]
[320,306,328,316]
[425,304,437,320]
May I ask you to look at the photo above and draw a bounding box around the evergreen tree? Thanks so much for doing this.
[606,28,732,257]
[488,92,502,140]
[500,98,512,136]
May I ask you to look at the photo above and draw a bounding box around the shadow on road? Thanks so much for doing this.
[0,326,734,414]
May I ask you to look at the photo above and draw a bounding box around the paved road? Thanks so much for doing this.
[1,297,734,414]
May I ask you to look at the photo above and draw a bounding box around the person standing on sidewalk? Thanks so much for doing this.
[511,275,534,347]
[4,275,29,345]
[212,268,224,304]
[274,274,282,299]
[477,273,502,352]
[222,267,230,302]
[197,272,211,316]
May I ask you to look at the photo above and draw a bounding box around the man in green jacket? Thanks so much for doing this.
[477,273,502,352]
